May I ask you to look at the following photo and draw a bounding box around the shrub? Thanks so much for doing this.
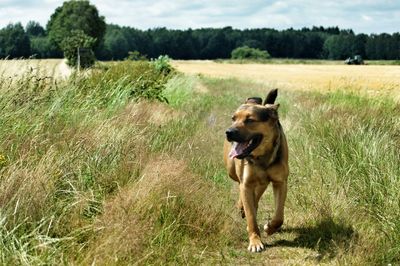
[231,46,271,60]
[80,60,173,103]
[126,50,147,61]
[152,55,174,75]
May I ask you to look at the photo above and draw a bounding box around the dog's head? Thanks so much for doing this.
[226,89,280,159]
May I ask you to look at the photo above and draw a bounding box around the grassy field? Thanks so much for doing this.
[0,60,399,264]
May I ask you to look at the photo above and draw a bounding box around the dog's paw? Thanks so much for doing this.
[248,235,264,252]
[264,220,283,235]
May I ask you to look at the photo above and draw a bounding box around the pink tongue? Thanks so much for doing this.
[229,142,249,159]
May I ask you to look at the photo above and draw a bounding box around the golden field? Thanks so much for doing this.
[173,60,400,100]
[0,59,71,79]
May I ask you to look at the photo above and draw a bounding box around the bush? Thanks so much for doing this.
[152,55,174,75]
[80,60,174,103]
[126,50,147,61]
[231,46,271,60]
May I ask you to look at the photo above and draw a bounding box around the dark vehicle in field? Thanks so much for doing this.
[345,55,364,65]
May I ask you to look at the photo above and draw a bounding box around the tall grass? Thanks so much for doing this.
[0,61,244,265]
[286,90,400,263]
[0,61,399,264]
[0,60,183,264]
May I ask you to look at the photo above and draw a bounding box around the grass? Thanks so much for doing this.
[286,90,400,263]
[0,60,399,264]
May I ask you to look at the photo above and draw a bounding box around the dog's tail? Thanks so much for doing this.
[263,89,278,105]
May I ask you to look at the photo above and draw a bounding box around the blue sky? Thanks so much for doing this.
[0,0,399,34]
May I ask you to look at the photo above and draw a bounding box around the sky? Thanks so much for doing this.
[0,0,399,34]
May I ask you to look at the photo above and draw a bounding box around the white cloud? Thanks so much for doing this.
[362,15,373,21]
[0,0,399,33]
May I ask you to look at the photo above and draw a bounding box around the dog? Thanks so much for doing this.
[223,89,289,252]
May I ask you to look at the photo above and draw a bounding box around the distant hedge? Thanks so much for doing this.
[231,46,271,60]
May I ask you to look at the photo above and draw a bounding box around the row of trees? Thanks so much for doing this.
[0,1,399,61]
[97,26,400,60]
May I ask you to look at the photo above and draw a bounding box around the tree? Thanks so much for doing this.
[0,23,31,58]
[103,28,129,60]
[61,30,96,68]
[30,36,63,58]
[352,34,367,58]
[26,21,45,37]
[242,39,263,49]
[47,0,106,49]
[323,34,356,60]
[201,30,231,59]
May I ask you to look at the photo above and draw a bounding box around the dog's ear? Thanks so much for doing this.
[263,89,278,105]
[245,97,262,105]
[257,105,280,121]
[271,103,280,110]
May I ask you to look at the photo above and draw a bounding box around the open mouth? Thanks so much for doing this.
[229,135,262,159]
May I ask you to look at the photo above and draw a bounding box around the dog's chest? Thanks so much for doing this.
[239,161,270,185]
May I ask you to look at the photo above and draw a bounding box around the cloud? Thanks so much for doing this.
[0,0,59,27]
[362,15,373,21]
[0,0,399,33]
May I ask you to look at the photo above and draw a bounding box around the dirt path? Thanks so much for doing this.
[173,60,400,99]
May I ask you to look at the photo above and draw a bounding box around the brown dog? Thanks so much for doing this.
[223,89,289,252]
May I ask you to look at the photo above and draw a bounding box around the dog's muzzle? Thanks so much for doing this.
[225,128,242,142]
[226,128,263,159]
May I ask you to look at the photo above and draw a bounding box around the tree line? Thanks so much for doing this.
[0,2,399,61]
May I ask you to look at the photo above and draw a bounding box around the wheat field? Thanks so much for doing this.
[0,59,70,79]
[173,60,400,100]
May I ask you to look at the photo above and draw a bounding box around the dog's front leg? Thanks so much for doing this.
[240,183,264,252]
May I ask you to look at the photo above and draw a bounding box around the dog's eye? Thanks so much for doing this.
[245,118,255,123]
[231,116,236,121]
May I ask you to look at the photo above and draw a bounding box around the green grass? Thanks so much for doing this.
[287,90,400,263]
[0,61,399,264]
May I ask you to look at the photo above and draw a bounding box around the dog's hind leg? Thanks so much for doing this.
[237,197,245,218]
[264,180,287,235]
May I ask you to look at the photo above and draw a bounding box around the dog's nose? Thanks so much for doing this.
[226,128,239,141]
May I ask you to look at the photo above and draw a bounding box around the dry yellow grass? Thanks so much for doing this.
[0,59,71,79]
[173,60,400,100]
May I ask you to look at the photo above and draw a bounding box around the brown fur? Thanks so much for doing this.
[223,89,289,252]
